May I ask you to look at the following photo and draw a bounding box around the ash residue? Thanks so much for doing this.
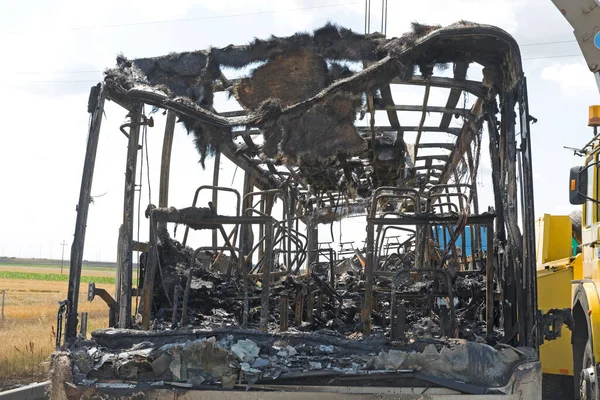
[146,231,494,344]
[72,330,533,390]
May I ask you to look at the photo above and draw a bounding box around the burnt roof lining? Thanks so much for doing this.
[102,22,523,196]
[104,23,521,125]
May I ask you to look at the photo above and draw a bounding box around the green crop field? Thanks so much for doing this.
[0,271,115,284]
[0,264,117,272]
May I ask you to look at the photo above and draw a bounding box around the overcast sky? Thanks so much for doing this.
[0,0,597,262]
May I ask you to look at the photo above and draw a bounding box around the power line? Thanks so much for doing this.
[520,39,576,47]
[0,2,361,35]
[0,32,585,77]
[3,41,586,82]
[13,70,101,74]
[6,52,587,78]
[7,53,586,84]
[523,54,582,60]
[7,80,100,83]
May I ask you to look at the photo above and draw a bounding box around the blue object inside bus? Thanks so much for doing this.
[432,226,487,256]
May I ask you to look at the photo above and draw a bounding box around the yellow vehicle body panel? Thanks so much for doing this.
[535,214,572,270]
[537,262,574,375]
[573,253,583,281]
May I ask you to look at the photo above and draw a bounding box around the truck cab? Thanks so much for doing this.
[536,106,600,400]
[567,107,600,399]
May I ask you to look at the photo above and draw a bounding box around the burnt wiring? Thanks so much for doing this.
[142,111,173,309]
[134,109,145,317]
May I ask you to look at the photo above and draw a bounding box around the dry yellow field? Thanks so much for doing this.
[0,279,104,293]
[0,278,114,388]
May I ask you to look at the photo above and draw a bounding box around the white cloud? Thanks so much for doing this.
[541,62,597,96]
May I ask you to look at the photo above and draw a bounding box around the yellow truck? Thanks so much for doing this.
[536,1,600,399]
[535,115,600,400]
[537,107,600,400]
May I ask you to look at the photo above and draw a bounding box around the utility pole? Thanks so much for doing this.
[60,240,68,274]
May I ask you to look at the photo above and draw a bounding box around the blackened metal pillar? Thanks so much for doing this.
[260,220,274,331]
[141,110,176,329]
[65,84,106,343]
[118,104,142,328]
[240,171,253,326]
[518,77,538,348]
[362,219,375,336]
[212,150,221,250]
[158,110,176,231]
[306,218,318,269]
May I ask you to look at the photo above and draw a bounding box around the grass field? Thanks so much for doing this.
[0,271,115,284]
[0,264,116,389]
[0,265,116,277]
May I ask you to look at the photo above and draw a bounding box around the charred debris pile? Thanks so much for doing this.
[146,230,492,343]
[69,329,533,391]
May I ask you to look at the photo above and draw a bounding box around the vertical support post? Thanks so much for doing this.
[390,283,396,339]
[119,103,142,329]
[280,294,289,332]
[141,217,157,330]
[506,92,527,347]
[453,180,468,270]
[181,268,193,327]
[66,84,106,342]
[307,290,314,323]
[518,79,538,348]
[362,219,375,336]
[468,226,475,270]
[172,284,181,327]
[439,305,449,336]
[395,303,406,340]
[295,293,304,326]
[108,308,116,328]
[466,145,482,255]
[306,219,318,269]
[486,110,507,243]
[113,225,124,328]
[1,290,5,320]
[80,312,88,338]
[258,199,265,262]
[264,192,275,268]
[212,151,221,250]
[260,220,274,332]
[329,250,335,289]
[158,110,176,232]
[486,222,495,337]
[240,171,253,327]
[239,248,248,327]
[286,190,292,273]
[289,187,297,272]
